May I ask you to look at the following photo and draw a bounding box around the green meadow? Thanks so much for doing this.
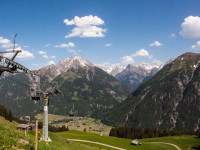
[0,116,199,150]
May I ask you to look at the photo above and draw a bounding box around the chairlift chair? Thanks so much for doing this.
[30,88,41,101]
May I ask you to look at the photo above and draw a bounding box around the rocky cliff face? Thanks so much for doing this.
[115,64,160,90]
[101,52,200,131]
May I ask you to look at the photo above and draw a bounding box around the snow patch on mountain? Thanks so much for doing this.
[138,63,163,73]
[56,56,94,74]
[96,64,125,76]
[36,56,95,80]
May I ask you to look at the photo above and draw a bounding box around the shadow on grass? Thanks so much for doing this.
[192,145,200,150]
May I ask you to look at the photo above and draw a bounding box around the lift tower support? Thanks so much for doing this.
[42,95,51,142]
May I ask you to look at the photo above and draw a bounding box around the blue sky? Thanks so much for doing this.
[0,0,200,70]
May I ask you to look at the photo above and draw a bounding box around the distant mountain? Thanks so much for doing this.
[0,56,131,118]
[101,52,200,132]
[37,56,94,81]
[96,64,125,76]
[115,64,161,90]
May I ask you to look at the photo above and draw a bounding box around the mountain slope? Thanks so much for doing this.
[0,57,131,118]
[101,52,200,131]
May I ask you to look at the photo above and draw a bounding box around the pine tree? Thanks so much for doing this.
[8,110,13,122]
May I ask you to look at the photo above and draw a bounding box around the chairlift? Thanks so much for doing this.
[30,88,41,101]
[30,74,41,101]
[0,34,31,76]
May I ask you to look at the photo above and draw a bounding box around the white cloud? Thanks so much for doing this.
[96,62,122,70]
[192,41,200,50]
[132,49,150,57]
[171,33,176,37]
[152,59,163,65]
[149,41,163,47]
[64,15,104,26]
[0,37,13,48]
[55,42,75,48]
[121,56,134,65]
[38,51,47,54]
[45,44,51,47]
[64,15,106,38]
[48,61,55,65]
[180,16,200,38]
[67,49,77,55]
[105,43,112,47]
[4,47,34,60]
[51,55,56,59]
[0,37,10,44]
[43,55,49,59]
[95,62,111,69]
[24,45,29,48]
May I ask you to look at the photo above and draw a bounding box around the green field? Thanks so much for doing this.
[0,116,199,150]
[35,114,112,135]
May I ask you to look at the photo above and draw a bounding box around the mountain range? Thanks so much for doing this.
[101,52,200,131]
[0,53,199,132]
[0,56,131,118]
[98,63,162,90]
[115,64,161,90]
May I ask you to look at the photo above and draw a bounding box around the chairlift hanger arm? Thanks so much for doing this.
[5,57,30,73]
[0,50,22,54]
[6,50,21,68]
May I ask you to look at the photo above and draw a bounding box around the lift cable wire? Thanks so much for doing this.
[2,75,31,88]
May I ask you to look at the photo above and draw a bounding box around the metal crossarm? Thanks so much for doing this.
[4,57,30,73]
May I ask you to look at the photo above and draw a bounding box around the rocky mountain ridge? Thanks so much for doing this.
[115,64,161,90]
[0,56,131,118]
[101,52,200,131]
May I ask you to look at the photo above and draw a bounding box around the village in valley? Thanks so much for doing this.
[35,114,111,136]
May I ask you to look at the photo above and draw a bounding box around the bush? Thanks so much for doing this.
[48,125,68,132]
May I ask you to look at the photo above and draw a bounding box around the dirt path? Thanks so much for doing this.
[68,139,181,150]
[150,142,181,150]
[67,139,126,150]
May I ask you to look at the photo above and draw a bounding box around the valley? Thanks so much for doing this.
[0,116,199,150]
[0,53,200,150]
[1,1,200,149]
[35,114,112,136]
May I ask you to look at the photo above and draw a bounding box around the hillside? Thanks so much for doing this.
[0,116,31,149]
[0,113,200,149]
[0,57,131,118]
[101,52,200,131]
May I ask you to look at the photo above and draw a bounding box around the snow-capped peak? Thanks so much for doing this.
[138,63,162,72]
[73,56,92,67]
[96,64,125,76]
[56,56,94,74]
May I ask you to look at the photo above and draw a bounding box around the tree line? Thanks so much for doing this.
[48,125,69,132]
[0,104,68,132]
[0,105,13,122]
[0,104,29,124]
[109,127,200,139]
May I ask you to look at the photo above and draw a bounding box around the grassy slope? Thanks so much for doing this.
[0,116,199,150]
[0,116,31,149]
[56,130,200,150]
